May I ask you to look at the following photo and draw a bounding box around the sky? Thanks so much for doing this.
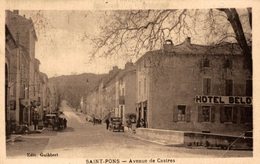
[19,9,250,78]
[20,10,128,77]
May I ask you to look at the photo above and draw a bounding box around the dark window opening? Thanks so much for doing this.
[224,59,233,69]
[241,107,253,124]
[225,80,233,96]
[224,106,233,122]
[203,78,211,95]
[203,58,210,67]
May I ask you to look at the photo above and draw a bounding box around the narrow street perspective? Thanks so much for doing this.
[6,101,252,158]
[5,7,253,160]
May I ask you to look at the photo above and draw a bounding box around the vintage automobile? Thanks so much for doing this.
[109,117,124,132]
[44,114,66,130]
[44,114,57,128]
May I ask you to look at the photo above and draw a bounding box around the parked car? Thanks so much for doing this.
[109,117,124,132]
[44,114,66,130]
[44,114,57,129]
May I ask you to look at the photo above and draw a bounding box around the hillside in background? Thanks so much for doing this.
[49,73,106,109]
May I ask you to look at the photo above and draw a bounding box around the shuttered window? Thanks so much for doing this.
[203,78,211,95]
[224,59,233,69]
[225,80,233,96]
[173,105,191,122]
[203,58,210,67]
[220,106,238,123]
[177,105,186,121]
[241,107,252,124]
[198,106,215,122]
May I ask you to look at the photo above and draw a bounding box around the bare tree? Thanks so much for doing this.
[92,8,252,70]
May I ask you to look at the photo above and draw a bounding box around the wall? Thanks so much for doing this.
[124,70,137,121]
[147,53,252,135]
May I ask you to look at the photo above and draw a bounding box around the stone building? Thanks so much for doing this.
[39,72,49,119]
[5,10,36,125]
[5,24,18,135]
[115,62,136,124]
[84,66,121,120]
[5,10,51,131]
[135,38,252,135]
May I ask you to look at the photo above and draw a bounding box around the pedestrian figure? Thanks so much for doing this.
[126,119,132,131]
[140,119,145,128]
[53,116,59,130]
[105,118,110,130]
[93,116,96,126]
[32,112,39,131]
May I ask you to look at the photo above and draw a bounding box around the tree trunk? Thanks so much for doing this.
[218,8,252,72]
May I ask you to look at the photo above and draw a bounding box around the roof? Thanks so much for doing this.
[39,72,48,82]
[116,66,136,80]
[6,10,38,43]
[136,39,244,64]
[102,68,121,88]
[5,24,17,49]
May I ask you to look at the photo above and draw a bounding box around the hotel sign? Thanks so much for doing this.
[195,95,252,105]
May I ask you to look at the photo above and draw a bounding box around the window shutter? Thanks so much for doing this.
[232,107,238,124]
[211,106,215,122]
[173,106,178,122]
[185,106,191,122]
[220,106,226,123]
[198,106,203,122]
[240,107,246,124]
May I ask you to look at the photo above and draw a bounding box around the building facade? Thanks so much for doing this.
[5,24,18,135]
[136,38,252,135]
[5,10,52,133]
[115,62,136,124]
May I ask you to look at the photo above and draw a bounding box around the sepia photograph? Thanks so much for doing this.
[3,3,255,162]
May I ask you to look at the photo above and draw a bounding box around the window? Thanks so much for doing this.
[203,78,211,95]
[202,106,210,122]
[177,105,186,121]
[220,106,238,123]
[246,80,252,96]
[203,58,210,67]
[198,106,215,122]
[244,107,253,123]
[224,106,232,122]
[241,107,252,124]
[224,59,233,69]
[173,105,190,122]
[225,80,233,96]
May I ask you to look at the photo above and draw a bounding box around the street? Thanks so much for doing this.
[6,102,253,158]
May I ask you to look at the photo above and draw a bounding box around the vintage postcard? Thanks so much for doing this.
[1,0,260,164]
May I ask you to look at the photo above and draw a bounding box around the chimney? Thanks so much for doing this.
[185,37,191,44]
[112,66,118,71]
[125,61,133,69]
[13,10,19,15]
[163,39,174,52]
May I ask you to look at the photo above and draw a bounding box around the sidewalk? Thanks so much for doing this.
[125,128,253,151]
[124,128,175,146]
